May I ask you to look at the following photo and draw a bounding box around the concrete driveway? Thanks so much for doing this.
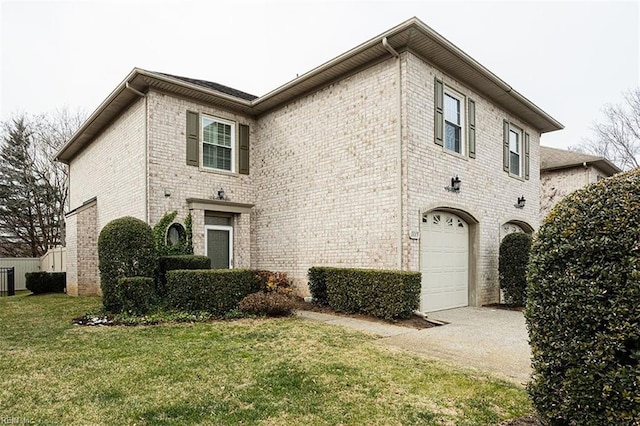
[298,307,532,384]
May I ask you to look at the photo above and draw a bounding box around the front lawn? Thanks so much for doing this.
[0,294,532,425]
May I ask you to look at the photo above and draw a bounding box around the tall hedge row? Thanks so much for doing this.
[526,169,640,425]
[166,269,260,317]
[309,267,420,320]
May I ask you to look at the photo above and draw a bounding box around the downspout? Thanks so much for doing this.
[382,37,403,270]
[125,82,148,223]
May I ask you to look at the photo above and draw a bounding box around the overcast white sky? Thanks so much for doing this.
[1,0,638,149]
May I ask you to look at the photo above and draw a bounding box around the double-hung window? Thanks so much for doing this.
[503,120,529,180]
[444,88,465,155]
[202,116,235,172]
[509,125,522,176]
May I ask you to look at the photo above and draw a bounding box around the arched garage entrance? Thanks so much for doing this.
[420,210,469,312]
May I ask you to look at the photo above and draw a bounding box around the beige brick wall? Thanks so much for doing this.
[540,165,605,222]
[67,98,147,295]
[146,91,256,267]
[69,98,147,228]
[403,52,541,305]
[253,59,401,290]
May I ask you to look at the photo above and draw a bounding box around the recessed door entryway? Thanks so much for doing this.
[205,225,233,269]
[420,211,469,312]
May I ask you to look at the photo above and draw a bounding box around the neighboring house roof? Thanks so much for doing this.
[540,146,621,176]
[55,17,564,163]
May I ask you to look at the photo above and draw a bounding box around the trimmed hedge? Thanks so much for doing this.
[98,216,155,313]
[166,269,260,316]
[25,272,66,294]
[498,232,532,307]
[526,168,640,425]
[115,277,154,315]
[156,255,210,297]
[307,266,336,306]
[322,268,421,320]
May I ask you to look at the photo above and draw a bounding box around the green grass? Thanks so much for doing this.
[0,294,532,425]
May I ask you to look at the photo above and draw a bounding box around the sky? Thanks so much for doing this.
[1,0,639,150]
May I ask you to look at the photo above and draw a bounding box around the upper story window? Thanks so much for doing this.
[444,88,465,155]
[509,124,522,176]
[202,116,235,172]
[186,111,250,175]
[434,78,476,158]
[503,120,530,180]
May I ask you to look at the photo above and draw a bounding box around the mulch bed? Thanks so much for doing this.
[292,298,437,329]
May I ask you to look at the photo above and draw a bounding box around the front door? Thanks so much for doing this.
[205,225,233,269]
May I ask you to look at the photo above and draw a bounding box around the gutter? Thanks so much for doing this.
[382,37,404,270]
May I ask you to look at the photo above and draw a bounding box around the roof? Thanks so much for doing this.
[56,17,563,163]
[540,146,621,176]
[157,72,258,101]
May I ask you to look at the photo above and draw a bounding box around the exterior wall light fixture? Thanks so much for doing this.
[445,175,461,193]
[217,188,226,200]
[515,195,526,209]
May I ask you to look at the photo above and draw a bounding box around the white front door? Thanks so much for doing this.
[205,225,233,269]
[420,211,469,312]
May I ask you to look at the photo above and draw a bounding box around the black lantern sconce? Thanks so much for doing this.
[216,188,226,200]
[515,195,526,209]
[445,175,461,193]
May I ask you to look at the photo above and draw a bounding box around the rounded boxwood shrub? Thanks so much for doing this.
[526,169,640,425]
[498,232,532,307]
[98,216,155,313]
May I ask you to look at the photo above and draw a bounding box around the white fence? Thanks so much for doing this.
[40,247,66,273]
[0,247,67,291]
[0,258,41,291]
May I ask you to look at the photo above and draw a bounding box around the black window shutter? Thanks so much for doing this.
[468,99,476,158]
[186,111,199,166]
[239,124,250,175]
[434,77,444,146]
[524,132,530,180]
[503,120,510,172]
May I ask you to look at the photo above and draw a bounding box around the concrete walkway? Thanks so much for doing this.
[297,307,532,384]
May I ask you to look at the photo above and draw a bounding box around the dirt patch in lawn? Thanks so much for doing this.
[499,415,540,425]
[292,298,437,330]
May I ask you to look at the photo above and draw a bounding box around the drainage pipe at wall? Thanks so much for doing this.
[382,37,404,270]
[125,82,148,222]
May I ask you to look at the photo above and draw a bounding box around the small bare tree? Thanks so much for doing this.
[573,89,640,170]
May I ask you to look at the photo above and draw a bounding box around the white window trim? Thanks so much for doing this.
[443,86,466,157]
[204,225,234,269]
[508,123,523,178]
[201,115,236,173]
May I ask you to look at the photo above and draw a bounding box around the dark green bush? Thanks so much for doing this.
[526,168,640,425]
[239,291,294,317]
[498,232,532,307]
[156,255,210,297]
[324,268,421,320]
[166,269,260,316]
[308,267,336,306]
[98,216,155,313]
[25,272,66,294]
[115,277,154,315]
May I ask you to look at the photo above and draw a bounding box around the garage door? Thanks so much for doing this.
[420,211,469,312]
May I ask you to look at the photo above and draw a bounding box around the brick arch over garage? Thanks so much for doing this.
[499,217,534,241]
[419,203,480,309]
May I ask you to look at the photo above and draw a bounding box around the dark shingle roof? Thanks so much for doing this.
[540,146,621,176]
[157,72,258,101]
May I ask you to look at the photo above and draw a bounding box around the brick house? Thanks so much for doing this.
[55,18,562,312]
[539,146,620,222]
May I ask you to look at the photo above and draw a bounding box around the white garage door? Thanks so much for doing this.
[420,211,469,312]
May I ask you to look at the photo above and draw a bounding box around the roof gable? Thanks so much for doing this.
[56,17,563,163]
